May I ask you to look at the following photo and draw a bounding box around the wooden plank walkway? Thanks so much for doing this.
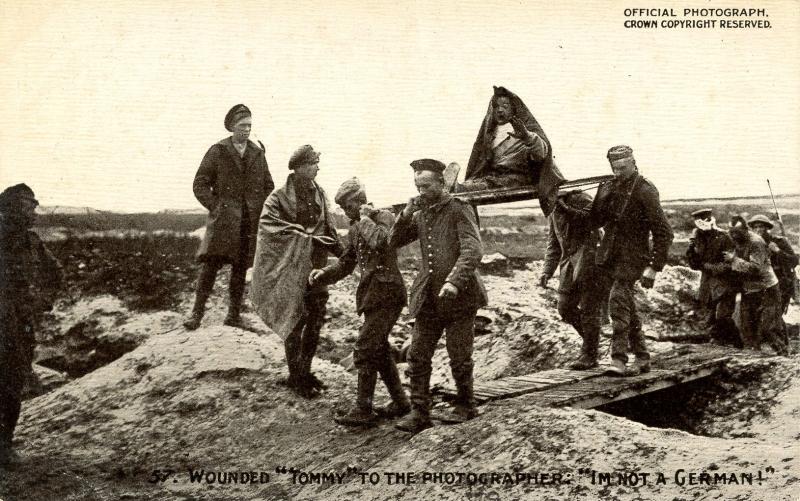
[433,346,734,410]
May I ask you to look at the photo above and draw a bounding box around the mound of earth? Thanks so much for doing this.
[3,261,797,500]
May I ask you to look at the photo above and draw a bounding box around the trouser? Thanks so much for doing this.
[0,308,34,447]
[599,275,648,363]
[406,306,476,411]
[557,279,603,359]
[740,285,787,354]
[192,259,248,314]
[459,173,530,192]
[354,303,404,372]
[284,287,329,379]
[706,291,739,347]
[191,211,251,317]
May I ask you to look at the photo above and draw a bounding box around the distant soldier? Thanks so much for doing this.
[724,216,787,355]
[309,178,410,426]
[389,159,487,433]
[250,145,343,398]
[0,184,63,464]
[185,104,274,330]
[747,215,798,315]
[685,208,740,347]
[539,191,603,370]
[583,146,674,376]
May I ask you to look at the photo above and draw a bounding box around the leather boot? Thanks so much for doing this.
[452,380,478,422]
[375,361,411,418]
[631,356,651,374]
[184,264,217,330]
[224,264,246,328]
[335,371,378,427]
[606,357,627,376]
[184,293,208,331]
[394,408,432,433]
[395,371,432,433]
[568,353,599,370]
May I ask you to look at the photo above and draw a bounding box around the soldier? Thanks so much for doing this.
[184,104,274,330]
[539,191,603,369]
[584,145,673,376]
[389,159,488,433]
[725,216,788,355]
[685,208,740,347]
[0,184,63,465]
[747,214,798,316]
[251,145,343,398]
[308,178,410,426]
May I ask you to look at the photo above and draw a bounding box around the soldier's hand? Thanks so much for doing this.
[507,116,535,144]
[438,282,459,299]
[402,197,421,218]
[308,269,324,286]
[640,266,657,289]
[359,203,376,218]
[768,241,780,254]
[538,274,550,288]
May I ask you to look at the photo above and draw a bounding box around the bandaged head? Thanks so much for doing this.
[335,177,366,205]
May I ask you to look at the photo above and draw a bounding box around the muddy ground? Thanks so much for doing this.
[1,248,798,500]
[3,200,799,500]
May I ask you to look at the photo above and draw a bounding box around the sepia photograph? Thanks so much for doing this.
[1,1,798,499]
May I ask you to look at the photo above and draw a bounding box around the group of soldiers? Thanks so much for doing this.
[179,94,685,435]
[686,210,796,355]
[1,89,797,463]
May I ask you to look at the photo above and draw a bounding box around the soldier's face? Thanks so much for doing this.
[19,198,38,225]
[610,157,637,180]
[295,161,319,181]
[231,117,251,143]
[339,197,361,220]
[493,97,512,125]
[414,171,444,203]
[751,223,770,238]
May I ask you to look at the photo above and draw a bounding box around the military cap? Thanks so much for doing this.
[607,145,634,161]
[691,208,714,219]
[410,159,446,174]
[0,183,38,210]
[224,104,251,132]
[334,177,365,205]
[288,145,321,170]
[747,214,774,229]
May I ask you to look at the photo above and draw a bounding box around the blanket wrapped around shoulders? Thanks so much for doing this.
[250,175,338,339]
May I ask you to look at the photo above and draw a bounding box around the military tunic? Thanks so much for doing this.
[318,209,406,371]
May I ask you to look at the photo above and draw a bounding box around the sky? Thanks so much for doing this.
[1,0,798,212]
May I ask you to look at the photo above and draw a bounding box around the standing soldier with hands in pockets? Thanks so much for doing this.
[184,104,274,330]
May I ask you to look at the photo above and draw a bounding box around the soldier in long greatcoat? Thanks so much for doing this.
[184,104,274,330]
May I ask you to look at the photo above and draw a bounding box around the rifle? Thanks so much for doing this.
[766,179,786,236]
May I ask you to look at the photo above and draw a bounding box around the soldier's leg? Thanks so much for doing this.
[712,292,740,347]
[184,259,223,330]
[224,261,247,326]
[739,291,762,350]
[0,317,31,459]
[225,216,251,326]
[298,287,330,390]
[444,310,477,420]
[608,277,634,364]
[284,317,306,387]
[370,304,410,418]
[557,290,582,334]
[572,283,602,369]
[758,285,788,355]
[396,309,441,432]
